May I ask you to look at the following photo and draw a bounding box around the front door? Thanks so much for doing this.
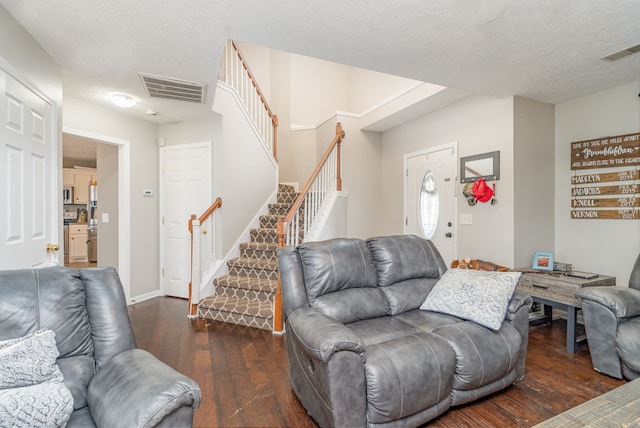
[160,143,212,298]
[0,67,57,268]
[405,143,457,265]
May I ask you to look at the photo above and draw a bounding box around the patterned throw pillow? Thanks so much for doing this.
[420,268,522,330]
[0,329,73,427]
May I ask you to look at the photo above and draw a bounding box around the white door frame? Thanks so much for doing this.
[403,141,458,261]
[159,141,213,297]
[63,127,131,302]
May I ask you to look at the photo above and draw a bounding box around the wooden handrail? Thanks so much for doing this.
[274,123,345,331]
[188,197,222,317]
[280,123,345,234]
[189,197,223,233]
[229,41,279,161]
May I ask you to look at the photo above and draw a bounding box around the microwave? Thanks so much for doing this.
[63,186,73,204]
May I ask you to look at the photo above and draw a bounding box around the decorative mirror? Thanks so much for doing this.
[459,151,500,183]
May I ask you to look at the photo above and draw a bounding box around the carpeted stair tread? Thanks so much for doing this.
[227,257,278,271]
[278,184,296,193]
[259,214,305,229]
[198,183,308,331]
[214,275,278,293]
[239,241,278,251]
[198,296,273,330]
[277,192,300,204]
[239,242,278,262]
[199,295,273,316]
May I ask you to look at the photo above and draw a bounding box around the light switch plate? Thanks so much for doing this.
[460,213,473,225]
[101,213,109,223]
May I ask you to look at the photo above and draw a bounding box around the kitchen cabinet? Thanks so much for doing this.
[63,168,75,187]
[68,224,88,262]
[73,170,96,204]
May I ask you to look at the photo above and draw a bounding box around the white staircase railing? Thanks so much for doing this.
[219,40,278,160]
[273,123,345,332]
[188,197,222,317]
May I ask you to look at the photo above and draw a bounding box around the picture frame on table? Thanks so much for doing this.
[532,251,554,271]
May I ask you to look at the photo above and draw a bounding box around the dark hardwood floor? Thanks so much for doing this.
[128,297,625,427]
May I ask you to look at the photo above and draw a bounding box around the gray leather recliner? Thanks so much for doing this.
[576,254,640,380]
[0,266,201,427]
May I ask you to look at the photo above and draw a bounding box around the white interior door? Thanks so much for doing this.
[0,67,57,268]
[405,143,457,265]
[160,143,212,298]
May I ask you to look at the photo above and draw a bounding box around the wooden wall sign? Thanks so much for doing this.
[570,170,639,184]
[570,132,639,220]
[571,209,639,219]
[571,132,640,170]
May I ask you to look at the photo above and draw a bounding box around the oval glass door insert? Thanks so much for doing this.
[420,170,439,239]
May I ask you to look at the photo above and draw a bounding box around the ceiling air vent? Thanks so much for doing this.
[601,43,640,62]
[139,73,206,103]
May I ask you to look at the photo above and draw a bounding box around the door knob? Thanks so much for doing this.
[46,243,60,253]
[445,232,453,238]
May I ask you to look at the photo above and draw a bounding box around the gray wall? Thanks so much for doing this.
[380,95,516,267]
[63,96,160,299]
[555,80,640,285]
[96,143,119,270]
[513,96,555,268]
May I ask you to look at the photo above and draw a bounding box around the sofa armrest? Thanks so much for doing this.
[287,308,366,363]
[576,286,640,319]
[506,292,533,321]
[87,348,201,428]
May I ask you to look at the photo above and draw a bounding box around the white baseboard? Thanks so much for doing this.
[129,290,163,305]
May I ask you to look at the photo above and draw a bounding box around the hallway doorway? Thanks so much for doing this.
[63,127,131,302]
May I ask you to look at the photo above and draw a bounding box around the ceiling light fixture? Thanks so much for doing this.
[110,93,137,108]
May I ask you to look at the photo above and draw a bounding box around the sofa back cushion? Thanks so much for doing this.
[297,238,389,323]
[366,235,443,286]
[0,267,95,409]
[366,235,445,315]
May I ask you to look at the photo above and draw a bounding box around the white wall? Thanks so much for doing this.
[555,80,640,285]
[380,96,516,267]
[160,115,220,147]
[347,67,420,113]
[0,7,62,108]
[334,115,382,239]
[290,54,349,128]
[239,43,419,188]
[213,84,278,256]
[63,97,160,299]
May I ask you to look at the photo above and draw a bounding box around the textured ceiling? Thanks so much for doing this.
[1,0,639,127]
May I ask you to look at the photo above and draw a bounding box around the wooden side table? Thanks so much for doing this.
[516,270,615,353]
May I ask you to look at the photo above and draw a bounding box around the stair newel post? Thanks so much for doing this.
[188,214,198,317]
[274,216,286,333]
[336,122,344,191]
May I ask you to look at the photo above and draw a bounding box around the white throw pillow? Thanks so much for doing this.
[0,329,73,427]
[420,269,522,330]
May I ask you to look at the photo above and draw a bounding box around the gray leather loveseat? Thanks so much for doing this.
[0,266,201,427]
[278,235,532,427]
